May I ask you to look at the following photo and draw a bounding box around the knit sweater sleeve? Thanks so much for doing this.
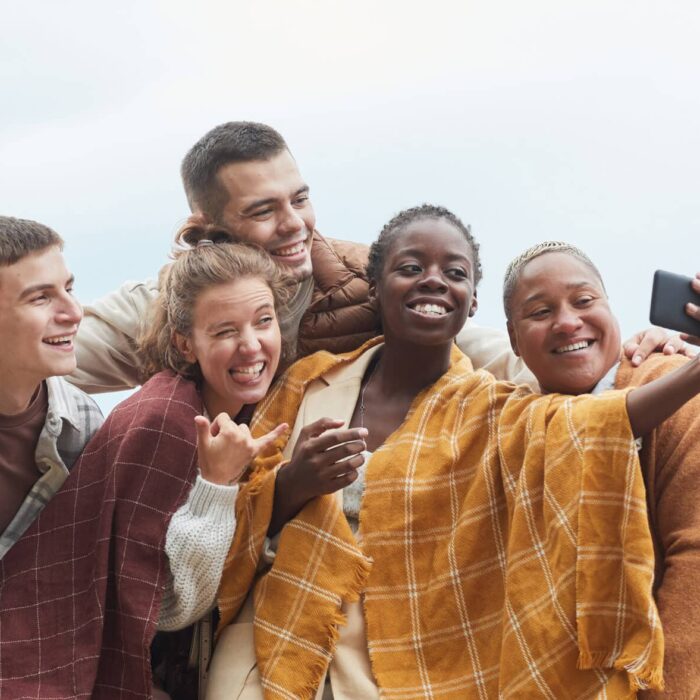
[617,356,700,699]
[157,475,239,631]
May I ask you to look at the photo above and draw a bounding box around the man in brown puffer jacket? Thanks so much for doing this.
[71,122,381,392]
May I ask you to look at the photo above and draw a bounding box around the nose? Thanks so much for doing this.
[56,293,83,326]
[418,267,448,292]
[277,204,305,237]
[552,306,583,333]
[238,327,262,355]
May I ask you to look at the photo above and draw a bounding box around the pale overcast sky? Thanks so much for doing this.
[1,0,699,412]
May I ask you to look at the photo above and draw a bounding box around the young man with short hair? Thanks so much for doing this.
[0,216,102,558]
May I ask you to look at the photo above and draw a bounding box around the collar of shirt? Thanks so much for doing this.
[592,362,621,395]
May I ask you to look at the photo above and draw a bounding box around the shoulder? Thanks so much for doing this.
[309,231,369,291]
[47,376,103,432]
[108,371,202,431]
[47,376,104,467]
[615,354,691,388]
[312,232,369,274]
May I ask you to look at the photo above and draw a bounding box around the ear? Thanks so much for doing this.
[189,207,212,224]
[468,290,478,318]
[506,321,521,357]
[368,280,378,306]
[173,332,197,364]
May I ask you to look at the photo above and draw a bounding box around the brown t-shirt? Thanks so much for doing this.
[0,383,48,533]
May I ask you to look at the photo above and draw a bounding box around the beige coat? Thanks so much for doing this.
[206,347,383,700]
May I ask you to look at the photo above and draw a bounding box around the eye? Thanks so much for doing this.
[250,208,273,219]
[30,293,49,304]
[293,194,310,207]
[528,307,550,319]
[446,267,469,280]
[257,315,274,327]
[398,263,422,274]
[574,295,595,307]
[215,328,236,338]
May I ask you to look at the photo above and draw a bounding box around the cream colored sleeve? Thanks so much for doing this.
[158,475,239,631]
[455,321,538,389]
[68,278,160,393]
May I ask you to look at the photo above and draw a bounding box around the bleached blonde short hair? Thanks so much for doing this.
[502,241,605,321]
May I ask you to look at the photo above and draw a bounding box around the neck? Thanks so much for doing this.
[0,372,42,415]
[373,339,453,397]
[200,384,244,422]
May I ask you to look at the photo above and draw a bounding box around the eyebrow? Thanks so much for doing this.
[241,185,310,216]
[19,275,74,301]
[522,281,591,305]
[398,249,472,267]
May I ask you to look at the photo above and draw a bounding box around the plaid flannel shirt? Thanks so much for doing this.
[0,376,103,559]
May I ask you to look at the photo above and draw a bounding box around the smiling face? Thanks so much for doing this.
[175,276,282,418]
[0,245,82,393]
[215,150,315,282]
[373,218,478,351]
[507,251,621,394]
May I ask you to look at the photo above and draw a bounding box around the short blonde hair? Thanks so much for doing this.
[138,240,290,382]
[502,241,605,321]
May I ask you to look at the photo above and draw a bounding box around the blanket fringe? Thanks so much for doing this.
[626,666,664,693]
[577,652,664,692]
[285,554,373,700]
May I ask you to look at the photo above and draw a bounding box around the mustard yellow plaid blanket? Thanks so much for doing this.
[218,341,662,699]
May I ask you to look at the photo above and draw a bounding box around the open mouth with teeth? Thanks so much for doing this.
[408,302,451,318]
[43,335,74,348]
[229,361,266,384]
[270,240,307,258]
[553,340,594,354]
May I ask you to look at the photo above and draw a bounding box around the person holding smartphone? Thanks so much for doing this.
[504,242,700,699]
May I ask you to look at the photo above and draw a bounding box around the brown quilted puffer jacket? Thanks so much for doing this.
[297,231,380,357]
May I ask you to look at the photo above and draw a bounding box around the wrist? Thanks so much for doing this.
[199,464,246,486]
[276,461,309,507]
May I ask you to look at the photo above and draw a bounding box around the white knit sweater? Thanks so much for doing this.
[158,475,238,631]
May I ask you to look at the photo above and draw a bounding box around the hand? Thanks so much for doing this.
[194,413,288,486]
[681,273,700,347]
[282,417,368,503]
[623,326,696,367]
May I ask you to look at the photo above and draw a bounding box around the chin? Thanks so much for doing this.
[233,382,273,406]
[46,358,78,378]
[546,376,598,396]
[285,261,313,283]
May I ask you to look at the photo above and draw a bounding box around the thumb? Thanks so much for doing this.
[253,422,289,454]
[194,415,212,449]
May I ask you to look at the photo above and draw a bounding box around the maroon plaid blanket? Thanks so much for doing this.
[0,371,201,699]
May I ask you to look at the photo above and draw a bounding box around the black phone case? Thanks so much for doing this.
[649,269,700,336]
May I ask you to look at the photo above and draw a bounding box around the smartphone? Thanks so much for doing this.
[649,269,700,336]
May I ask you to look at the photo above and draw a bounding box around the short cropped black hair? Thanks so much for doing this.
[366,204,482,286]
